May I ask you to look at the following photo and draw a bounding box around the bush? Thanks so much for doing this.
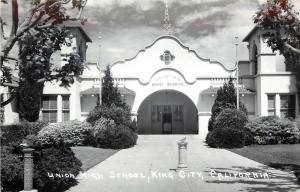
[1,146,24,192]
[245,116,300,144]
[34,147,82,192]
[207,127,245,148]
[91,117,137,149]
[37,120,92,147]
[87,104,135,131]
[206,108,253,148]
[213,108,248,130]
[1,146,82,192]
[1,121,48,146]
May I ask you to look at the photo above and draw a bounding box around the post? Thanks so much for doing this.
[98,32,102,106]
[20,148,37,192]
[235,36,239,110]
[177,138,188,169]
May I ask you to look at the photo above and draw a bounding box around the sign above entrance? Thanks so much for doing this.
[160,50,175,65]
[151,73,184,87]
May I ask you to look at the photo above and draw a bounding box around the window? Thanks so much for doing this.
[253,45,258,75]
[280,95,295,118]
[267,95,276,116]
[42,95,57,123]
[62,95,70,122]
[173,105,183,122]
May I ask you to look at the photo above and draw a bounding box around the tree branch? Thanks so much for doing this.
[284,42,300,54]
[1,95,15,107]
[9,0,18,37]
[1,82,19,87]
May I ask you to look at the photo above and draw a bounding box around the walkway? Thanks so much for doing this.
[67,135,299,192]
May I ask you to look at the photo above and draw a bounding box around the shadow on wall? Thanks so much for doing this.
[204,165,299,192]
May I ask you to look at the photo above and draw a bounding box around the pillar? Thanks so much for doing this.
[20,148,37,192]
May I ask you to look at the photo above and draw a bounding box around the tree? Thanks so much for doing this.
[101,65,126,108]
[0,0,88,121]
[208,78,248,131]
[254,0,300,122]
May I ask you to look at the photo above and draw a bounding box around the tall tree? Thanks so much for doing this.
[102,65,126,108]
[208,78,248,131]
[0,0,88,121]
[254,0,300,122]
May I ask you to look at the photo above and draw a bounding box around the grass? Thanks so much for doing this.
[228,144,300,183]
[71,146,119,171]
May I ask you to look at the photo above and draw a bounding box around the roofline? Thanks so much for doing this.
[63,25,92,43]
[243,26,260,42]
[111,35,236,72]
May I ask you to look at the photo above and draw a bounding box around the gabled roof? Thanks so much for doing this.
[61,21,92,42]
[243,26,260,42]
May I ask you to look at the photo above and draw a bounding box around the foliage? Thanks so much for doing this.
[87,104,133,128]
[206,127,245,148]
[37,120,93,147]
[245,116,300,144]
[0,121,48,146]
[91,117,137,149]
[1,146,82,192]
[34,147,82,192]
[101,65,126,108]
[206,108,253,148]
[254,0,300,124]
[1,146,24,192]
[0,0,87,110]
[208,78,248,131]
[16,81,44,122]
[0,107,4,124]
[213,108,248,131]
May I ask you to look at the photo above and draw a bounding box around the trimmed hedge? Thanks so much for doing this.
[1,121,48,146]
[34,147,82,192]
[245,116,300,144]
[37,120,92,147]
[206,108,253,148]
[1,146,82,192]
[206,127,245,148]
[91,117,137,149]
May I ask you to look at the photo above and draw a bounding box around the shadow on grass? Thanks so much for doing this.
[269,163,300,184]
[204,165,300,192]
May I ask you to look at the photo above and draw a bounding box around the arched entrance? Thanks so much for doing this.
[137,90,198,134]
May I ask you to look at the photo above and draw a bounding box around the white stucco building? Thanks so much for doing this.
[2,26,299,137]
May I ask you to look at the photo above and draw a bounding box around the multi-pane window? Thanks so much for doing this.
[173,105,183,122]
[42,95,57,123]
[62,95,70,122]
[280,95,296,118]
[151,105,183,122]
[267,94,276,116]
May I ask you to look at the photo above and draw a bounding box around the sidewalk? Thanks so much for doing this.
[67,135,299,192]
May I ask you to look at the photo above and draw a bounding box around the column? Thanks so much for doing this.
[275,94,280,117]
[57,95,62,122]
[21,148,37,192]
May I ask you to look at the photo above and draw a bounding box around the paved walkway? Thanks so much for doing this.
[68,135,299,192]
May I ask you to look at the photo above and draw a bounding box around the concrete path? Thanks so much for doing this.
[67,135,299,192]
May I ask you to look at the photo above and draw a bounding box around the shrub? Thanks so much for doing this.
[245,116,300,144]
[37,120,92,147]
[87,104,134,130]
[208,78,248,131]
[206,108,253,148]
[1,121,48,146]
[213,108,248,130]
[207,127,245,148]
[91,117,137,149]
[34,147,82,192]
[1,146,24,192]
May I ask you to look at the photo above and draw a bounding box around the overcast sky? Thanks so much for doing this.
[2,0,300,70]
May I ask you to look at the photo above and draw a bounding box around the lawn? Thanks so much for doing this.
[71,146,119,171]
[228,144,300,182]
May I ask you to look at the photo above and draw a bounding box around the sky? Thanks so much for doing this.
[1,0,300,70]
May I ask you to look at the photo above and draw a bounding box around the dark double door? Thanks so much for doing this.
[162,113,172,134]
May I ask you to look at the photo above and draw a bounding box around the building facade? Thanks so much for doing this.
[2,26,299,137]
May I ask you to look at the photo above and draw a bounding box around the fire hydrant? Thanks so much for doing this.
[177,137,188,169]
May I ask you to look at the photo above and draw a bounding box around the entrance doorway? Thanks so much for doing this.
[137,90,198,134]
[162,112,172,134]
